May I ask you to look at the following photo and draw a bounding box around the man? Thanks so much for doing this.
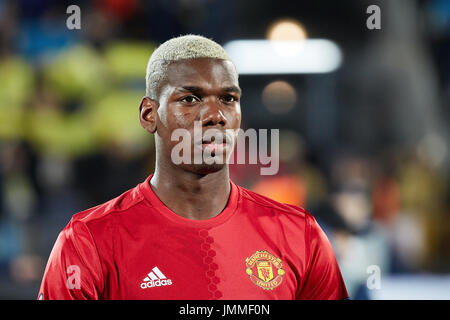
[38,35,348,300]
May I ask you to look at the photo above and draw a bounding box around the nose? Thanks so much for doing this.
[201,101,227,127]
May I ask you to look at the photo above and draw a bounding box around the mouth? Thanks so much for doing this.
[201,138,227,153]
[197,133,232,154]
[201,143,227,154]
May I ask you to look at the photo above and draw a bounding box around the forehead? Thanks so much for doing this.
[166,58,238,88]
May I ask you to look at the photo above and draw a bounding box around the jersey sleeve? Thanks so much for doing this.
[37,220,104,300]
[297,213,349,300]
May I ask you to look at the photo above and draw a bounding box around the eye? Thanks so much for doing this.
[180,95,200,104]
[222,94,239,103]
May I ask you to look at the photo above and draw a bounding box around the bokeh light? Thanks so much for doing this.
[266,18,307,41]
[261,80,297,114]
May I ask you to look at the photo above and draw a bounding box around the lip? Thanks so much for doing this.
[194,139,232,155]
[192,130,235,156]
[195,132,231,145]
[200,135,227,144]
[201,142,228,153]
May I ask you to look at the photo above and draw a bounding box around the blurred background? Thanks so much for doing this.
[0,0,449,299]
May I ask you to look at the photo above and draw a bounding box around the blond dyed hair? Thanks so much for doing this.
[145,35,234,100]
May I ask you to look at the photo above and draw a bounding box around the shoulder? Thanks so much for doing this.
[235,184,332,249]
[67,183,147,230]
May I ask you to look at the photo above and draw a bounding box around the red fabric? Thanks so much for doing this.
[38,175,348,300]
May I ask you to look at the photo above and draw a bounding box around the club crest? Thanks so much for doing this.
[245,250,285,290]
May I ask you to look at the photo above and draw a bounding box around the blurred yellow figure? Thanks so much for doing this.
[0,57,34,140]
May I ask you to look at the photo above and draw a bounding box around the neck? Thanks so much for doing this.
[150,163,231,220]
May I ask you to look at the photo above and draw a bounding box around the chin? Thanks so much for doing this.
[181,163,227,175]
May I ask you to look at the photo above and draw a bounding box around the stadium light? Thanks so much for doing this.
[266,19,308,41]
[223,39,343,74]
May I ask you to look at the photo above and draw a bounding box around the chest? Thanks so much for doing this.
[102,225,303,299]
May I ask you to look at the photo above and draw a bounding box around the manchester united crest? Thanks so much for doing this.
[245,250,285,290]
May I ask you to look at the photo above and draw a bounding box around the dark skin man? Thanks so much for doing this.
[38,36,348,300]
[139,57,242,221]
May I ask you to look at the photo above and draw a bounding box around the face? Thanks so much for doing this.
[140,58,242,174]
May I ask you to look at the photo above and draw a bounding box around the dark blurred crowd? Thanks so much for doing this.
[0,0,449,299]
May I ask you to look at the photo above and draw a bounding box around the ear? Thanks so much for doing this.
[139,97,158,134]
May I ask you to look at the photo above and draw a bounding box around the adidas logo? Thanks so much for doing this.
[140,266,173,289]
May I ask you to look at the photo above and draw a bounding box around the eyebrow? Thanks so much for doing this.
[224,86,242,95]
[176,85,242,95]
[176,86,203,94]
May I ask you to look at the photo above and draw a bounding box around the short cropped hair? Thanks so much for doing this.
[145,35,235,100]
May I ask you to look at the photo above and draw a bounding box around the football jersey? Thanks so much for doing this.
[38,175,348,300]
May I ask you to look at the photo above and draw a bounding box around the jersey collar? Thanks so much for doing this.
[139,174,240,228]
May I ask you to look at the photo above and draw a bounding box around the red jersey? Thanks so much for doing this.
[38,175,348,300]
